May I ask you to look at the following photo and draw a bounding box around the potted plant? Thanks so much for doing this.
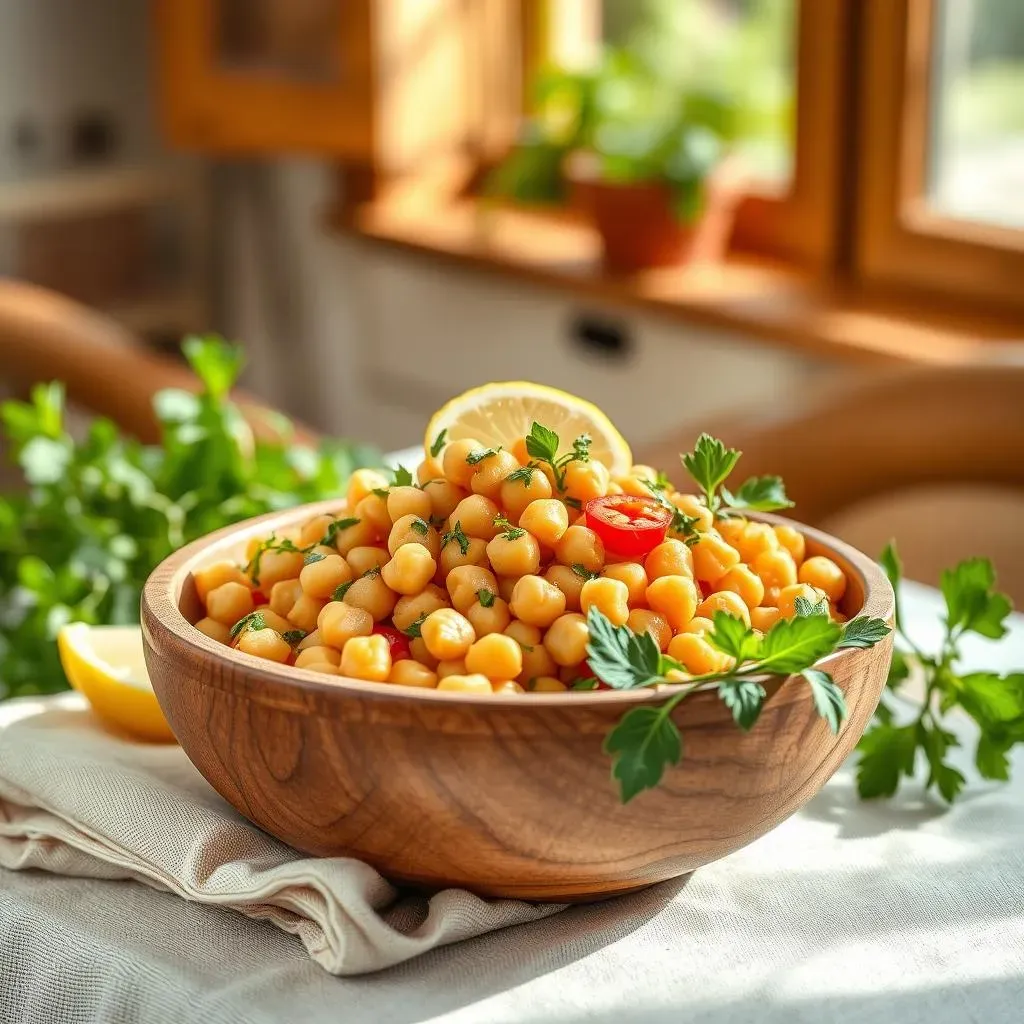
[487,50,744,274]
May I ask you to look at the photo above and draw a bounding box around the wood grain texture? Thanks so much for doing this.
[142,500,894,901]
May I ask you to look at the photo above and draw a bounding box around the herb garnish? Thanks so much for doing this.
[477,588,496,608]
[402,613,428,639]
[493,514,526,540]
[409,517,429,536]
[320,517,360,547]
[525,422,593,491]
[430,430,448,458]
[680,434,792,515]
[230,611,266,639]
[571,563,600,581]
[442,520,471,555]
[466,446,502,465]
[391,465,415,487]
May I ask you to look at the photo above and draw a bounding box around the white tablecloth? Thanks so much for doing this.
[2,580,1023,1024]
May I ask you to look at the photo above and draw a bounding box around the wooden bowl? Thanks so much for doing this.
[142,501,894,902]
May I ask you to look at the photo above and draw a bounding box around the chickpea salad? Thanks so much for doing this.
[189,384,890,801]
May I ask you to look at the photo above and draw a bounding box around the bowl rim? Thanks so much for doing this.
[142,498,894,710]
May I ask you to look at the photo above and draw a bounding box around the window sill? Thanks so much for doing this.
[334,193,1024,367]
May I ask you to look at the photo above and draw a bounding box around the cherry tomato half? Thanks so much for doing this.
[372,625,411,662]
[251,590,268,606]
[584,495,672,559]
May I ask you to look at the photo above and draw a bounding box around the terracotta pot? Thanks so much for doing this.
[566,154,743,275]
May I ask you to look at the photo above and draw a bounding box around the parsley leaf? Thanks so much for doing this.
[680,434,740,510]
[957,671,1024,725]
[525,422,560,464]
[282,629,308,646]
[493,514,526,540]
[604,706,683,803]
[477,588,496,608]
[802,668,847,734]
[795,595,830,618]
[303,551,326,566]
[718,680,766,731]
[976,734,1012,781]
[720,475,793,513]
[441,520,471,555]
[564,496,582,510]
[706,611,762,663]
[856,723,918,799]
[504,465,536,486]
[320,517,360,547]
[570,676,599,691]
[941,557,1012,639]
[246,537,305,585]
[229,611,266,639]
[838,616,892,649]
[571,563,600,581]
[410,517,429,535]
[758,613,842,674]
[401,613,428,639]
[879,541,904,629]
[466,446,502,465]
[585,606,661,690]
[571,433,592,462]
[391,465,414,487]
[332,579,355,601]
[430,429,448,458]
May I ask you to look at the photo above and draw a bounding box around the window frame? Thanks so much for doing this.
[854,0,1024,313]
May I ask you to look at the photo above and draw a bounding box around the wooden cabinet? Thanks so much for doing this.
[154,0,519,174]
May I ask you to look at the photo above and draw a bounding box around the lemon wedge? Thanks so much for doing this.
[56,623,176,744]
[424,382,633,476]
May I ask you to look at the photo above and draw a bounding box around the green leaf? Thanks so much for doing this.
[975,734,1011,781]
[604,706,682,803]
[941,557,1012,639]
[718,679,766,731]
[430,430,447,458]
[706,611,762,663]
[584,606,661,690]
[504,466,536,486]
[720,475,793,512]
[410,517,429,535]
[570,676,599,691]
[493,515,526,541]
[229,611,266,639]
[886,647,911,688]
[442,521,471,556]
[303,551,327,565]
[282,629,307,646]
[466,446,502,466]
[152,388,200,424]
[477,588,496,608]
[320,517,360,547]
[802,668,847,734]
[934,762,966,803]
[525,422,560,463]
[795,595,830,618]
[333,579,355,602]
[838,616,892,650]
[571,563,600,581]
[391,465,415,487]
[856,723,918,798]
[182,335,244,400]
[879,541,903,629]
[957,672,1024,726]
[570,433,592,463]
[19,437,71,485]
[759,614,842,675]
[680,434,740,507]
[401,613,428,639]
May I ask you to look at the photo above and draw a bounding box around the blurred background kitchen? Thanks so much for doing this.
[0,0,1022,597]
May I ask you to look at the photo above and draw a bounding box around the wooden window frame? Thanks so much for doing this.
[855,0,1024,313]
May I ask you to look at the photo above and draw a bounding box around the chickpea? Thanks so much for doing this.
[465,633,523,680]
[388,514,441,559]
[544,564,586,612]
[255,548,305,589]
[345,546,391,577]
[798,555,847,603]
[437,674,493,694]
[346,468,389,510]
[670,492,713,532]
[762,586,782,608]
[492,680,525,694]
[715,516,748,548]
[436,658,467,680]
[777,583,829,620]
[690,530,741,584]
[563,459,610,504]
[340,634,391,682]
[580,577,630,627]
[750,606,781,633]
[667,633,732,675]
[681,616,714,635]
[446,564,498,614]
[644,540,694,581]
[753,548,798,591]
[543,613,590,667]
[645,575,699,631]
[616,474,654,499]
[304,662,340,676]
[194,617,232,645]
[420,608,476,660]
[555,525,605,573]
[206,581,255,626]
[470,449,521,499]
[317,601,373,649]
[442,438,486,488]
[606,481,624,496]
[736,521,780,564]
[773,524,806,564]
[466,595,512,637]
[331,518,380,557]
[630,464,657,480]
[194,561,250,604]
[498,466,553,521]
[450,495,501,540]
[697,590,751,627]
[510,575,566,628]
[237,627,292,663]
[496,576,517,603]
[387,485,432,524]
[343,571,399,622]
[269,578,303,619]
[388,660,439,689]
[487,530,541,577]
[438,534,488,577]
[288,593,327,633]
[600,562,648,607]
[422,478,467,521]
[299,553,353,600]
[627,609,672,651]
[505,621,558,683]
[715,565,765,610]
[519,498,569,548]
[381,544,437,595]
[409,636,439,669]
[529,675,568,693]
[294,646,342,669]
[252,607,292,634]
[508,436,530,464]
[416,454,444,485]
[296,628,323,651]
[353,494,392,537]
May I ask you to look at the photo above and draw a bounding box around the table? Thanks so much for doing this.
[2,581,1022,1024]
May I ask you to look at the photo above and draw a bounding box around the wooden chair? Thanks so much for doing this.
[639,362,1024,606]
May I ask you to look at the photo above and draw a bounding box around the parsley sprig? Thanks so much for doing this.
[441,520,471,555]
[680,434,793,516]
[590,604,890,802]
[525,422,592,491]
[855,542,1020,803]
[493,514,526,540]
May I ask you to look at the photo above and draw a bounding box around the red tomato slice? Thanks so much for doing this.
[251,590,268,606]
[584,495,671,559]
[372,625,411,662]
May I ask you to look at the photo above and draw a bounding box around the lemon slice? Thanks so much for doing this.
[56,623,176,744]
[425,382,633,475]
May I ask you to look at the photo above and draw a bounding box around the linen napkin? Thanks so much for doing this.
[0,693,565,975]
